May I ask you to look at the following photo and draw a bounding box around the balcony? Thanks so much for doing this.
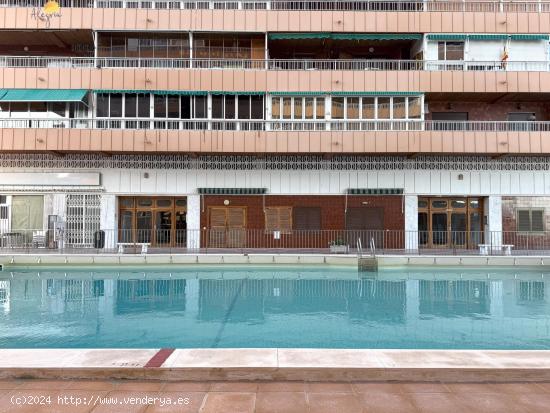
[2,0,550,12]
[1,119,549,155]
[1,56,549,71]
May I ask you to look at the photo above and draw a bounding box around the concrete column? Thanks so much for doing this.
[485,196,502,247]
[100,194,117,248]
[187,195,201,250]
[404,195,418,251]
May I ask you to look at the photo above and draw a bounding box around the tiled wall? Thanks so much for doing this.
[3,8,550,33]
[2,128,549,154]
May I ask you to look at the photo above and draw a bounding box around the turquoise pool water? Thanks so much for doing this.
[0,266,549,349]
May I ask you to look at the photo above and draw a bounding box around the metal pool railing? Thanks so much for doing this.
[1,229,550,255]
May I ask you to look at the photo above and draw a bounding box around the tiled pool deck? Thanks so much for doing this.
[0,378,550,412]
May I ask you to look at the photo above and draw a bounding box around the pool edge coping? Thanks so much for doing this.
[2,349,550,382]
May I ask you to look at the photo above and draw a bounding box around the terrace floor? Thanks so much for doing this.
[0,379,549,412]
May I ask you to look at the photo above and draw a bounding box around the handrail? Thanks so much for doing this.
[1,0,550,12]
[0,56,549,72]
[0,118,549,131]
[370,237,376,256]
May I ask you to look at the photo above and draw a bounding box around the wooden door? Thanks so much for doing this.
[208,207,247,248]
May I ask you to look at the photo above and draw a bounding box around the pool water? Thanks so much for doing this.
[0,266,549,349]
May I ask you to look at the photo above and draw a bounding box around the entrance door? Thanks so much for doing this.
[154,210,172,246]
[208,207,247,248]
[418,197,483,249]
[118,197,187,248]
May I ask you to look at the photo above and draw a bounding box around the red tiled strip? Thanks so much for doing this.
[144,348,175,368]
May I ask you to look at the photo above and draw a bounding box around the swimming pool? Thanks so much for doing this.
[0,266,549,350]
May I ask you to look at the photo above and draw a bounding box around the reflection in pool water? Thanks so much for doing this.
[0,267,549,349]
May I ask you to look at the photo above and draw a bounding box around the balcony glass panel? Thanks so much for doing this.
[272,98,280,119]
[393,97,406,119]
[316,99,325,119]
[305,98,314,119]
[408,97,421,119]
[378,97,390,119]
[331,97,344,119]
[362,98,375,119]
[347,97,359,119]
[294,98,302,119]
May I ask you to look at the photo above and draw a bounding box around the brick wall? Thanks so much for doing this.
[426,101,550,121]
[502,196,550,250]
[199,195,404,249]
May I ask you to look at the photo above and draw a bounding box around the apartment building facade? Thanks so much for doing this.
[1,0,550,251]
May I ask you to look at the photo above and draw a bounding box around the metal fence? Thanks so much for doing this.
[1,56,549,72]
[1,0,550,12]
[0,118,548,132]
[1,229,550,255]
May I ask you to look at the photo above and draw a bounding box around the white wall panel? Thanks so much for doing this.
[5,168,550,196]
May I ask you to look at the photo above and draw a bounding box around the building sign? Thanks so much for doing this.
[31,1,61,28]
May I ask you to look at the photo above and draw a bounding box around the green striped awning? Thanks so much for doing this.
[331,33,422,41]
[268,32,331,40]
[426,34,468,41]
[270,91,327,96]
[468,34,509,41]
[347,188,404,195]
[332,91,421,96]
[427,33,549,41]
[198,188,267,195]
[210,91,266,96]
[0,89,88,102]
[510,34,550,41]
[94,90,208,96]
[269,33,422,41]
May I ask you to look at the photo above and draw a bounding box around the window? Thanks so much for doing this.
[109,94,123,117]
[293,207,321,230]
[507,112,536,121]
[194,96,207,118]
[517,209,545,232]
[237,95,251,119]
[181,96,191,119]
[212,95,224,118]
[250,95,264,119]
[96,94,109,117]
[271,97,325,120]
[265,207,292,233]
[437,41,464,60]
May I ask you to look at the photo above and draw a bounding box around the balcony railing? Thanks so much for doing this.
[1,56,549,71]
[1,0,550,12]
[1,229,549,256]
[0,118,548,132]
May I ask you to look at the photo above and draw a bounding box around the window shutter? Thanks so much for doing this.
[227,207,246,229]
[265,208,279,232]
[294,207,321,230]
[517,210,531,232]
[531,210,544,232]
[279,208,292,233]
[210,208,227,228]
[265,207,292,233]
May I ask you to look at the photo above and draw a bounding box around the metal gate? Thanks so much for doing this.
[65,194,101,247]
